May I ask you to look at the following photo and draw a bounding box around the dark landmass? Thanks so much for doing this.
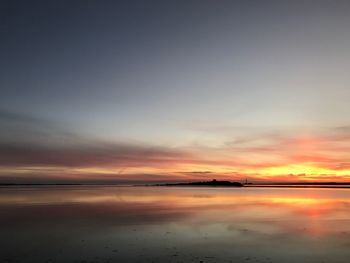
[150,180,350,189]
[0,183,83,186]
[253,182,350,185]
[2,181,350,189]
[151,179,244,187]
[246,182,350,188]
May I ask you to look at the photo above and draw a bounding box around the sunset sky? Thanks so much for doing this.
[1,0,350,183]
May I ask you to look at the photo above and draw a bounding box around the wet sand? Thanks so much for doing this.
[1,186,350,262]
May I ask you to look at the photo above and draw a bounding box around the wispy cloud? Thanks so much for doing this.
[1,110,350,182]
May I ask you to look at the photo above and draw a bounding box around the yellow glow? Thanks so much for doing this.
[2,162,350,182]
[259,164,350,178]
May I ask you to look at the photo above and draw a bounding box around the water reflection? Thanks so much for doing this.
[1,186,350,262]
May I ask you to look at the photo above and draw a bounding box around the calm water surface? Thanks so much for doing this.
[1,186,350,263]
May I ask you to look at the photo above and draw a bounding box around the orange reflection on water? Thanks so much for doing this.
[1,186,350,238]
[2,186,350,263]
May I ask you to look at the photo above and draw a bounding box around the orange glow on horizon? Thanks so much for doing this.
[1,133,350,183]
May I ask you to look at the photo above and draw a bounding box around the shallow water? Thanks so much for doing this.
[1,186,350,263]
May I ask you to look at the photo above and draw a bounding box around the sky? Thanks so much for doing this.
[1,0,350,183]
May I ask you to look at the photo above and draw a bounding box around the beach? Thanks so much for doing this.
[1,186,350,263]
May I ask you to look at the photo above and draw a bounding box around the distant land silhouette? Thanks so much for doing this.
[2,181,350,188]
[152,179,244,187]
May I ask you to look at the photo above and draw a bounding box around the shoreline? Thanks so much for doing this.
[2,183,350,189]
